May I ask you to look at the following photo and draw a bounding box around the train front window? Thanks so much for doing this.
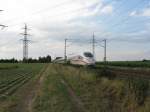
[84,52,93,57]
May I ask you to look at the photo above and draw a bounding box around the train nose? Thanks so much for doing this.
[86,58,95,65]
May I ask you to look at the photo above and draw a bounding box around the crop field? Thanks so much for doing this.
[97,61,150,68]
[32,64,150,112]
[0,63,46,112]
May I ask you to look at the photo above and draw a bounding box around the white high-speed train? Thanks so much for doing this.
[68,52,95,66]
[53,52,95,66]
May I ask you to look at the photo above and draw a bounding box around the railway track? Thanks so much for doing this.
[108,69,150,80]
[94,66,150,80]
[62,64,150,79]
[63,64,150,79]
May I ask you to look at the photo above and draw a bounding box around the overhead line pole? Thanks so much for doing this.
[97,39,107,62]
[103,39,107,62]
[92,33,95,58]
[64,38,67,63]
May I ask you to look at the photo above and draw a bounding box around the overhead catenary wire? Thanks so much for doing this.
[0,10,7,30]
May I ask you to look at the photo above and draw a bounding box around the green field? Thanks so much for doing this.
[0,63,46,112]
[97,61,150,68]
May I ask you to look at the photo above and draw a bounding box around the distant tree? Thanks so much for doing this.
[38,55,51,63]
[0,55,52,63]
[142,59,147,62]
[38,57,43,63]
[0,58,18,63]
[23,58,28,63]
[27,58,38,63]
[46,55,51,62]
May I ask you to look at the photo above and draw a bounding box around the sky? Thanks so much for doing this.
[0,0,150,61]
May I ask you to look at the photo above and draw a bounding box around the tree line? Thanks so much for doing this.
[0,55,51,63]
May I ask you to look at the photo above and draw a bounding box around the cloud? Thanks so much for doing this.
[142,8,150,16]
[101,5,113,14]
[130,8,150,17]
[108,50,146,61]
[108,29,150,43]
[129,11,137,16]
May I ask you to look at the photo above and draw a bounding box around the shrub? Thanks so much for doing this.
[96,67,116,79]
[128,78,149,105]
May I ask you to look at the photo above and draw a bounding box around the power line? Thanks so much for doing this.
[0,25,8,30]
[0,10,7,30]
[110,15,150,34]
[64,38,91,61]
[2,0,148,33]
[92,33,105,60]
[93,36,107,62]
[106,0,148,31]
[5,0,124,30]
[7,1,100,28]
[2,0,113,27]
[2,0,73,24]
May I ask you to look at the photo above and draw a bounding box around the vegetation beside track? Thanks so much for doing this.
[33,64,150,112]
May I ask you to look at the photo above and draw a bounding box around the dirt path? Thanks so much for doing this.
[13,64,49,112]
[13,64,86,112]
[60,79,87,112]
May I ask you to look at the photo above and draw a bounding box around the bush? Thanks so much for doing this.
[128,78,149,105]
[96,67,116,79]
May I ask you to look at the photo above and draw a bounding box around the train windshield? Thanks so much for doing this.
[84,52,93,57]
